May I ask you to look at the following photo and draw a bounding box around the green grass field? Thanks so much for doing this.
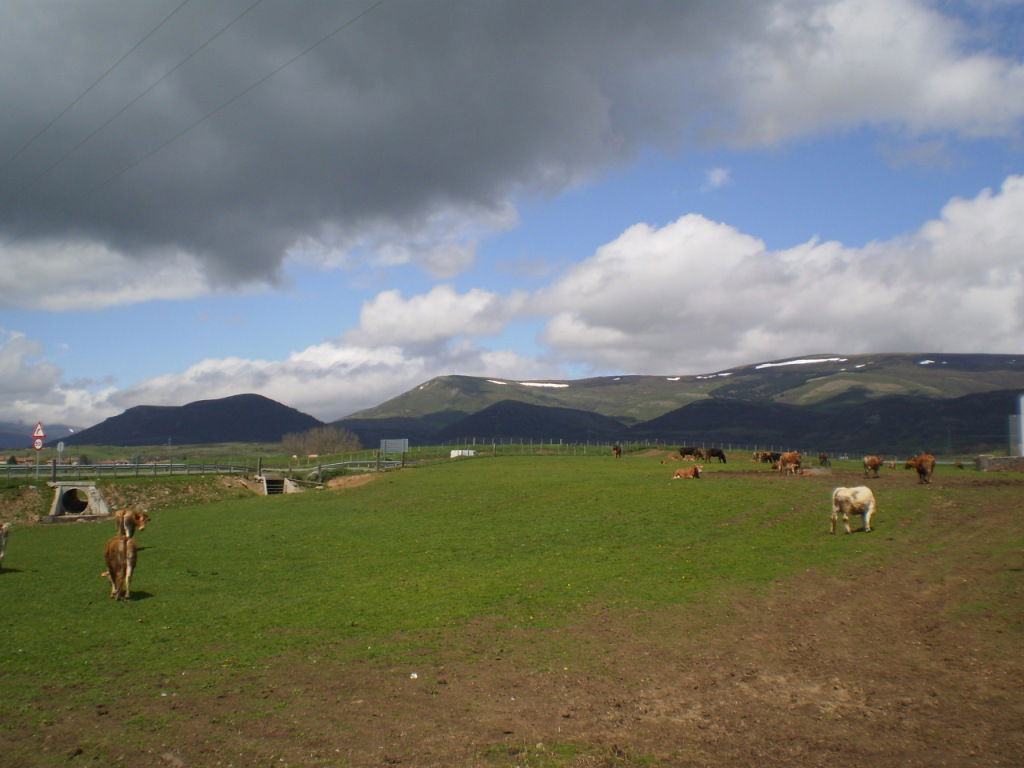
[1,454,1019,765]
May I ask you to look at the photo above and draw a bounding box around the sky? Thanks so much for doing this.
[1,0,1023,430]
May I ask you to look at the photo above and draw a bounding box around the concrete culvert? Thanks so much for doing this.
[45,482,111,521]
[59,488,90,515]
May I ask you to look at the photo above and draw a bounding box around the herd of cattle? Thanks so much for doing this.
[652,445,944,536]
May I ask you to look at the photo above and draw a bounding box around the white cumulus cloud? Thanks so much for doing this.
[538,175,1024,373]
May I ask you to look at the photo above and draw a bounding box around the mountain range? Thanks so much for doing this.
[334,353,1024,453]
[10,353,1022,454]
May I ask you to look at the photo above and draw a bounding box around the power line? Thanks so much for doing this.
[1,0,269,211]
[0,0,193,176]
[73,0,388,208]
[1,0,387,247]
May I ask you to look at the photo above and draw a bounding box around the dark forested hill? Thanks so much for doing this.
[57,394,323,447]
[629,389,1019,454]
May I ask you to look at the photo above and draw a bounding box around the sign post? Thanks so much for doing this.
[32,422,45,478]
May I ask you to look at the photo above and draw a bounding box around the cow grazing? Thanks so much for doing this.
[775,451,802,472]
[679,446,705,460]
[905,454,936,484]
[101,535,138,601]
[672,464,703,480]
[705,447,727,464]
[818,452,831,467]
[0,522,9,571]
[612,444,622,458]
[830,486,877,534]
[863,455,884,478]
[114,509,150,538]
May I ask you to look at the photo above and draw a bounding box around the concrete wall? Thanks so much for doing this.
[975,455,1024,472]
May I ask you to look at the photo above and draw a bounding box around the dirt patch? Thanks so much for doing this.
[14,476,1024,767]
[326,473,379,490]
[0,483,49,523]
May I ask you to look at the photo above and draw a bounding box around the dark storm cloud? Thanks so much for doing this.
[0,0,753,285]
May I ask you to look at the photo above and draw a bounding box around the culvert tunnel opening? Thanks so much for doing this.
[59,488,90,514]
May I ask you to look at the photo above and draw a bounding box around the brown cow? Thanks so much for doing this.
[863,455,884,478]
[101,535,138,601]
[905,454,936,484]
[818,452,831,467]
[659,454,681,464]
[114,509,150,538]
[612,444,622,458]
[679,446,705,460]
[705,447,727,464]
[775,451,802,472]
[672,464,703,480]
[0,521,9,571]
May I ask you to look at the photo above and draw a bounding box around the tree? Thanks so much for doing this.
[281,426,361,456]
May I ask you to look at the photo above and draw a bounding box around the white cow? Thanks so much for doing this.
[830,486,876,534]
[0,521,9,570]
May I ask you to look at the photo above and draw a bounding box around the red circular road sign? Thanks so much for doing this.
[32,422,45,451]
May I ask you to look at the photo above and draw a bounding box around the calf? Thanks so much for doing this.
[659,454,681,464]
[101,535,138,601]
[905,454,936,484]
[863,455,884,478]
[818,452,831,467]
[672,464,703,480]
[831,486,877,534]
[0,522,9,571]
[114,509,150,538]
[612,444,622,458]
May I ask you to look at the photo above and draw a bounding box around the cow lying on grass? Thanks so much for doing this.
[830,486,876,534]
[101,535,138,601]
[114,509,150,538]
[673,465,703,479]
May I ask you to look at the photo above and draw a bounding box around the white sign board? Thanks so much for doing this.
[380,439,409,454]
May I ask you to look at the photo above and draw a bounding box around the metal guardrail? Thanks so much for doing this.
[2,462,251,481]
